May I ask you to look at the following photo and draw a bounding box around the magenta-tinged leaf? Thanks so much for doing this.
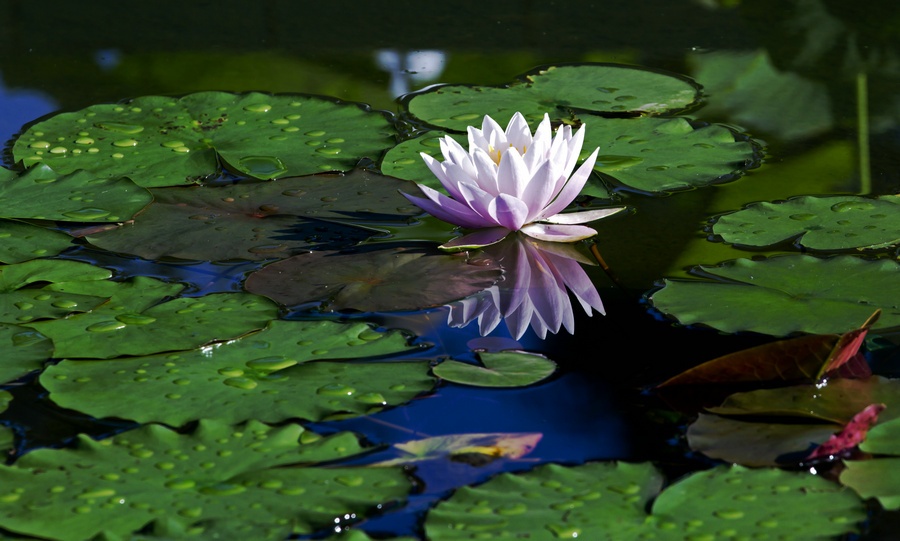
[806,403,886,460]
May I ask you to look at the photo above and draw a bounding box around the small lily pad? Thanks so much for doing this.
[26,276,278,358]
[406,64,700,132]
[0,259,111,325]
[0,420,410,541]
[432,351,557,387]
[713,195,900,250]
[841,417,900,509]
[0,164,152,222]
[42,320,433,425]
[85,169,421,261]
[649,255,900,335]
[244,247,501,311]
[425,462,863,539]
[0,219,76,263]
[13,92,397,187]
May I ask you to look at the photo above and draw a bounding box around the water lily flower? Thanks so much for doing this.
[402,112,625,249]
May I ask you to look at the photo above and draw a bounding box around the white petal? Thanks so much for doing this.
[471,148,500,195]
[563,124,587,176]
[467,125,489,155]
[542,207,626,225]
[539,147,599,219]
[457,181,499,224]
[519,159,560,223]
[505,112,532,152]
[520,223,598,242]
[440,136,469,166]
[496,146,530,198]
[440,227,511,250]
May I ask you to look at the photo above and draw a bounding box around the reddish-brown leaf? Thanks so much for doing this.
[806,403,886,460]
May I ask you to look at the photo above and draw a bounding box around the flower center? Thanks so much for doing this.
[487,144,525,166]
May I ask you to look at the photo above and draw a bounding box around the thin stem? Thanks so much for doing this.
[856,70,871,194]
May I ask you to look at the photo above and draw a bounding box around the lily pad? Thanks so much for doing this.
[0,219,76,263]
[841,417,900,509]
[0,324,53,383]
[85,169,421,261]
[649,255,900,335]
[244,247,502,311]
[42,319,433,425]
[25,276,277,359]
[432,351,557,387]
[0,259,111,325]
[425,462,863,540]
[0,420,410,541]
[713,195,900,250]
[0,390,13,452]
[13,92,397,187]
[405,64,700,132]
[0,164,152,222]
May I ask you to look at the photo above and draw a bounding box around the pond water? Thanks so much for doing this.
[1,1,899,540]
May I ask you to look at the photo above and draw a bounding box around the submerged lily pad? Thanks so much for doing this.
[713,195,900,250]
[425,462,863,540]
[42,319,432,425]
[245,247,501,311]
[0,259,111,324]
[0,219,76,263]
[0,164,152,222]
[406,64,700,132]
[649,255,900,335]
[0,420,410,541]
[25,276,277,358]
[13,92,397,187]
[433,351,557,387]
[85,169,420,261]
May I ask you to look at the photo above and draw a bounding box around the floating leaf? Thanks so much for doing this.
[42,319,432,425]
[841,417,900,509]
[649,255,900,335]
[432,351,557,388]
[0,390,12,452]
[0,324,52,384]
[0,260,111,325]
[374,433,542,466]
[26,276,277,358]
[84,169,420,261]
[807,403,886,460]
[405,64,700,132]
[713,195,900,250]
[0,420,409,541]
[245,247,501,311]
[0,164,152,222]
[425,462,863,540]
[0,219,76,263]
[13,92,397,187]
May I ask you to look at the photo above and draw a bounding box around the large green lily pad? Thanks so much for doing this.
[0,420,410,541]
[0,164,152,222]
[713,195,900,250]
[649,255,900,335]
[85,169,420,261]
[432,351,557,388]
[0,324,53,384]
[0,259,111,324]
[425,462,863,540]
[841,417,900,510]
[405,64,700,131]
[42,319,433,425]
[0,219,77,263]
[25,276,277,358]
[13,92,397,187]
[244,247,501,311]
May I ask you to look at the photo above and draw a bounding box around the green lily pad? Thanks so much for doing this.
[0,420,410,541]
[406,64,700,132]
[649,255,900,335]
[13,92,397,187]
[0,164,152,222]
[0,259,111,325]
[432,351,557,388]
[85,169,421,261]
[0,324,53,384]
[841,417,900,509]
[0,219,76,263]
[244,247,501,311]
[25,276,277,359]
[42,319,433,425]
[713,195,900,250]
[0,390,13,452]
[425,462,863,540]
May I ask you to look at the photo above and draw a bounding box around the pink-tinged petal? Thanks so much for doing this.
[457,182,499,224]
[440,161,482,201]
[543,251,606,315]
[420,152,460,196]
[520,223,598,242]
[539,147,599,218]
[489,193,530,230]
[440,227,511,250]
[401,190,493,229]
[542,207,627,225]
[505,112,533,152]
[496,147,531,198]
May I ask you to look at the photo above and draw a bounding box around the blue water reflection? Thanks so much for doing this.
[0,73,57,144]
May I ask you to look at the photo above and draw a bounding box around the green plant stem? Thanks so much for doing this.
[857,70,871,194]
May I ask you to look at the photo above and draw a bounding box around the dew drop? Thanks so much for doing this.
[218,367,244,377]
[200,483,247,496]
[224,377,258,390]
[86,320,127,332]
[317,383,356,396]
[546,524,581,538]
[245,356,297,372]
[29,141,51,149]
[789,213,817,221]
[243,103,272,113]
[335,475,364,487]
[831,201,874,212]
[315,147,342,155]
[713,509,744,520]
[237,156,287,179]
[450,113,481,121]
[178,507,203,518]
[74,137,94,145]
[595,155,643,169]
[115,313,157,325]
[165,479,196,490]
[49,146,68,154]
[78,488,116,499]
[112,138,139,148]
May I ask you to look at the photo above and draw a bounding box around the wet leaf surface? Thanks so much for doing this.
[0,323,53,384]
[0,420,409,541]
[42,320,432,425]
[714,195,900,250]
[0,219,76,264]
[0,259,111,324]
[245,247,502,311]
[85,169,421,261]
[650,255,900,335]
[13,92,397,187]
[433,351,557,387]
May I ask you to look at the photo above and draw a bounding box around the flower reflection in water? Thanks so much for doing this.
[447,233,606,340]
